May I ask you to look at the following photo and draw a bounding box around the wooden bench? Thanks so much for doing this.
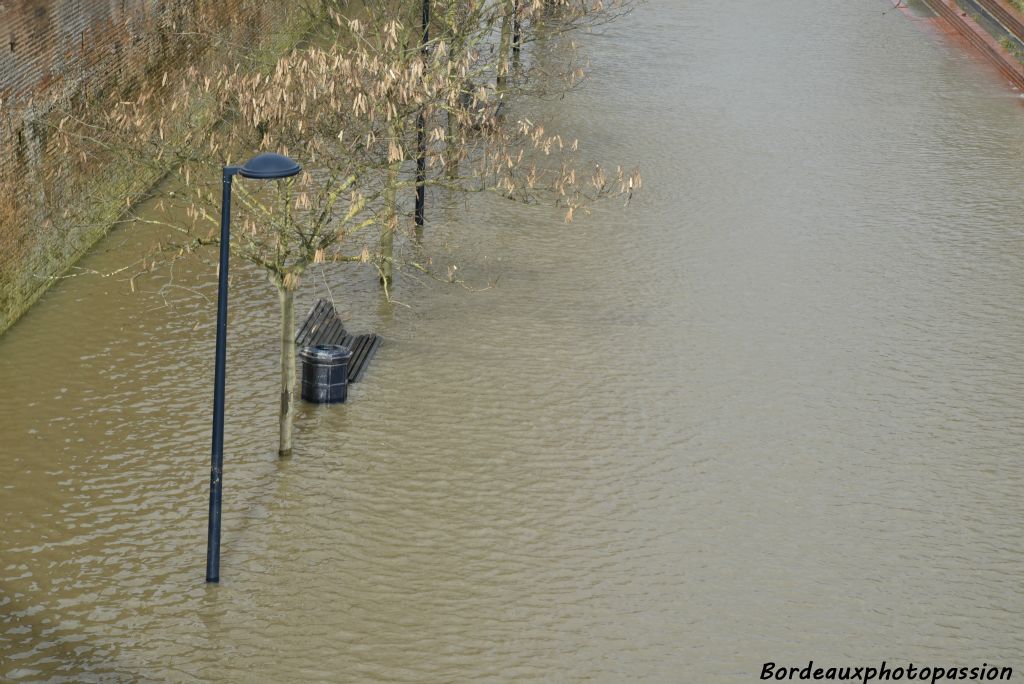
[295,299,382,383]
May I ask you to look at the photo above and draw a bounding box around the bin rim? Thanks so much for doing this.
[299,344,353,362]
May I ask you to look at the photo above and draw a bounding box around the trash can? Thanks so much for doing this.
[299,345,353,404]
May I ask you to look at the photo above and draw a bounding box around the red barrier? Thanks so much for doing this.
[921,0,1024,90]
[975,0,1024,42]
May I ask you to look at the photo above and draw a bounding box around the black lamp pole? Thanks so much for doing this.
[206,152,301,584]
[512,0,521,58]
[415,0,430,229]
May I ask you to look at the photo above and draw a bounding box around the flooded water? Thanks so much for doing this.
[3,0,1024,681]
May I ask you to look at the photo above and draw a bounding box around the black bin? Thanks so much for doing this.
[299,345,353,404]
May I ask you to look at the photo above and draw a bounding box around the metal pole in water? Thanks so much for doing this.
[203,153,300,583]
[512,0,521,58]
[415,0,430,229]
[206,165,237,584]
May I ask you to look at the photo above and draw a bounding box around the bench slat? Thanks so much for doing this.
[296,298,380,384]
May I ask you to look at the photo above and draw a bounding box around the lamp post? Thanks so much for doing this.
[415,0,430,229]
[206,152,301,584]
[512,0,521,58]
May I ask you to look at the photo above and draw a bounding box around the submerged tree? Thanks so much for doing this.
[310,0,640,281]
[53,0,640,457]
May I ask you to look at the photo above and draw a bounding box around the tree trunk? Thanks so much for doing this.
[497,4,512,93]
[380,124,401,288]
[277,282,296,457]
[446,107,459,180]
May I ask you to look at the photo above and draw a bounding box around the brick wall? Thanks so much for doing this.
[3,1,202,106]
[0,0,311,333]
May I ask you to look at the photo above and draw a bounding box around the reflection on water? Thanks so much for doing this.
[2,1,1024,681]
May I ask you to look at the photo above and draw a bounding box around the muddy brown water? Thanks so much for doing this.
[2,1,1024,681]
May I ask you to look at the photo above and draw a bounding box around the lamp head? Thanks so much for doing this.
[238,152,301,180]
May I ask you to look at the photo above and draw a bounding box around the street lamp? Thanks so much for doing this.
[415,0,430,229]
[206,152,301,584]
[512,0,521,58]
